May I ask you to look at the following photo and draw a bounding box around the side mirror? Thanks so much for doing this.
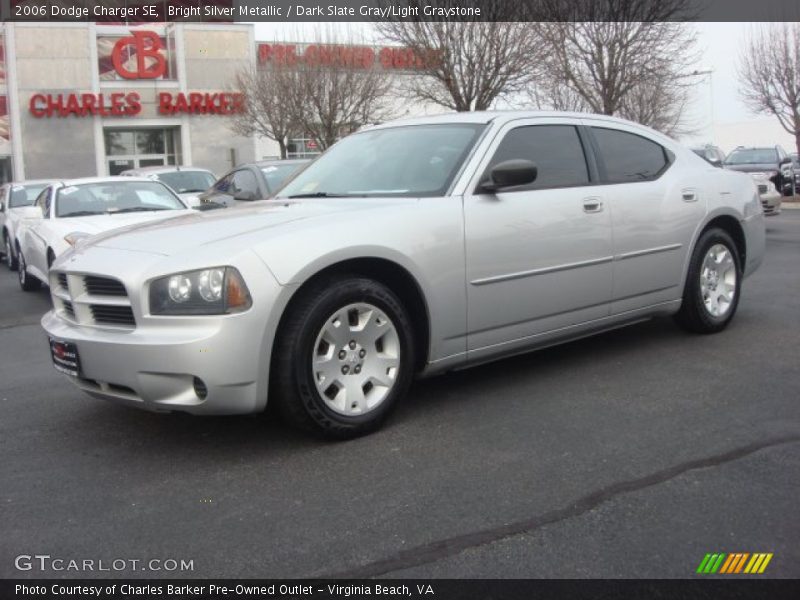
[233,190,257,201]
[477,159,538,193]
[19,205,43,219]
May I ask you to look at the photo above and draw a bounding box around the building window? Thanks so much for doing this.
[286,135,322,159]
[104,128,181,175]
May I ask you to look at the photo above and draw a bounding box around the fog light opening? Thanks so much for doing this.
[193,377,208,400]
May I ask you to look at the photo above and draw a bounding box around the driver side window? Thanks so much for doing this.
[486,125,590,191]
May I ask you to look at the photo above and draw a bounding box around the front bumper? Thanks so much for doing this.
[42,309,268,415]
[40,247,290,416]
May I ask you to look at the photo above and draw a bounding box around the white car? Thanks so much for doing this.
[16,177,194,291]
[0,180,57,270]
[120,166,216,208]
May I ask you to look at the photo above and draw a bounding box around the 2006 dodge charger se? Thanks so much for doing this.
[42,112,765,438]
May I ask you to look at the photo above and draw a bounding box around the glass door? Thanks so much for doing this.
[104,128,180,175]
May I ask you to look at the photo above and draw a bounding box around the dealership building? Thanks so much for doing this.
[0,21,439,183]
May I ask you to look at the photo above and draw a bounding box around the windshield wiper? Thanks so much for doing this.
[110,207,171,214]
[60,211,104,217]
[287,192,364,199]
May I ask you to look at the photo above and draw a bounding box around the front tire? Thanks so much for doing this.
[272,277,415,439]
[4,234,17,271]
[675,228,741,334]
[18,250,41,292]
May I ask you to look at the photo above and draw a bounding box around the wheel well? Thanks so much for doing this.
[278,258,431,372]
[702,215,746,266]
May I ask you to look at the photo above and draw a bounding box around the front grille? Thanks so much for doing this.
[84,275,127,296]
[62,300,75,320]
[757,184,768,194]
[51,271,136,329]
[90,305,136,327]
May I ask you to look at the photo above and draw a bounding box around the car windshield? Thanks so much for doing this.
[56,181,185,218]
[277,124,486,199]
[725,148,778,165]
[9,184,48,208]
[156,171,216,194]
[261,164,305,193]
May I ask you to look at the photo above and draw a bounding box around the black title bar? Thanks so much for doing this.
[0,0,799,22]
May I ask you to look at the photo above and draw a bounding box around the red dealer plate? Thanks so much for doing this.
[49,338,81,378]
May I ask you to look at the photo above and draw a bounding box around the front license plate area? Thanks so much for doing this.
[49,338,81,377]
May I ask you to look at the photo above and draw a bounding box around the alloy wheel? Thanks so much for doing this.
[700,243,737,317]
[311,302,401,416]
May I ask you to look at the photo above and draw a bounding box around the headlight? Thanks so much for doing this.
[749,171,777,181]
[64,231,91,246]
[149,267,252,315]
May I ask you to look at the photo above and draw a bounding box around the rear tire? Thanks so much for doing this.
[18,250,41,292]
[675,228,741,334]
[271,276,415,439]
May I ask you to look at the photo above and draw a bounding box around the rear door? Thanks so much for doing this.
[585,121,705,314]
[463,118,614,354]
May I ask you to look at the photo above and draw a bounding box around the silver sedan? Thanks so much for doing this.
[41,111,765,438]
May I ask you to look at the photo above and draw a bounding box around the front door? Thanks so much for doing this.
[464,119,614,354]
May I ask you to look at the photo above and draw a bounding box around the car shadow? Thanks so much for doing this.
[64,315,690,466]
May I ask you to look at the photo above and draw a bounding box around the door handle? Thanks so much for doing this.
[681,188,698,202]
[583,197,603,213]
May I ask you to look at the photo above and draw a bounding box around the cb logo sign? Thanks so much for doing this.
[112,31,166,79]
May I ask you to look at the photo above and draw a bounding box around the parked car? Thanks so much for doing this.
[723,145,794,197]
[42,112,765,439]
[16,177,194,291]
[0,180,57,270]
[690,144,725,167]
[120,166,216,208]
[750,174,783,215]
[198,159,310,208]
[790,153,800,195]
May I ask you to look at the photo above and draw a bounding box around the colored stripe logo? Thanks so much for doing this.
[696,553,773,574]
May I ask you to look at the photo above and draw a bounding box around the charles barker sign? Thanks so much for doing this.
[29,31,243,118]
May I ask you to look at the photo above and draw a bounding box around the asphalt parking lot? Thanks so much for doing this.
[1,211,799,579]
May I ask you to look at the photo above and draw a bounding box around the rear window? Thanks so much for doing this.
[592,127,669,183]
[725,148,778,165]
[9,184,49,208]
[156,171,215,194]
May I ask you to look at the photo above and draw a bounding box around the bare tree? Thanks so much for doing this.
[738,23,800,155]
[288,59,395,151]
[230,66,300,159]
[233,31,396,154]
[377,2,546,111]
[527,1,698,135]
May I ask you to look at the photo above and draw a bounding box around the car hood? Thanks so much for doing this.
[61,210,194,235]
[89,199,403,257]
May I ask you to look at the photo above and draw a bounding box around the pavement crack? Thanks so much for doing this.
[327,433,800,578]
